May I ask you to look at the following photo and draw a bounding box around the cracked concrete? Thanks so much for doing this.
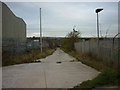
[2,48,100,88]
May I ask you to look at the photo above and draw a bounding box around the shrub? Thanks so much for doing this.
[61,31,80,52]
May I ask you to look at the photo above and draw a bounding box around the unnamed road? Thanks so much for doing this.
[2,48,100,88]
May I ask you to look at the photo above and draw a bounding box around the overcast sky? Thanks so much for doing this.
[5,2,118,37]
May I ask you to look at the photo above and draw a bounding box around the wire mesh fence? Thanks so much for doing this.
[2,39,49,54]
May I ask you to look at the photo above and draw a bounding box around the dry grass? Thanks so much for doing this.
[2,48,55,66]
[62,49,120,89]
[68,50,117,72]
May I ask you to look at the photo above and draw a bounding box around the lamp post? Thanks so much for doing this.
[40,8,42,53]
[95,8,103,42]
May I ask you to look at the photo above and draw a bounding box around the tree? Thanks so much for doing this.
[61,31,80,51]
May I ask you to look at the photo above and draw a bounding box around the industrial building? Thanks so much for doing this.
[0,2,26,53]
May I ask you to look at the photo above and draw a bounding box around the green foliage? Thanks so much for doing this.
[45,38,60,49]
[74,69,119,88]
[61,31,80,51]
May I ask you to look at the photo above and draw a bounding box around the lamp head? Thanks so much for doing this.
[95,8,103,13]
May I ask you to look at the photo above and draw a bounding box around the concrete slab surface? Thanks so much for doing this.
[2,48,100,88]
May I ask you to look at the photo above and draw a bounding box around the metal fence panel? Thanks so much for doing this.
[74,39,119,66]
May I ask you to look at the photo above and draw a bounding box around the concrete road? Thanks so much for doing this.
[2,48,100,88]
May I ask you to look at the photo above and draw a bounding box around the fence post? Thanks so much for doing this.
[89,40,90,54]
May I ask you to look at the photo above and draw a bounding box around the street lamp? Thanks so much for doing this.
[95,8,103,41]
[40,8,42,53]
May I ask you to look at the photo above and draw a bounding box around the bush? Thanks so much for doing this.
[61,31,80,52]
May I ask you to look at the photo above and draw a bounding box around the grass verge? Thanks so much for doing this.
[61,48,120,89]
[74,69,119,89]
[2,48,55,66]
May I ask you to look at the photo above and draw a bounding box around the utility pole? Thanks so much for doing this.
[40,8,42,53]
